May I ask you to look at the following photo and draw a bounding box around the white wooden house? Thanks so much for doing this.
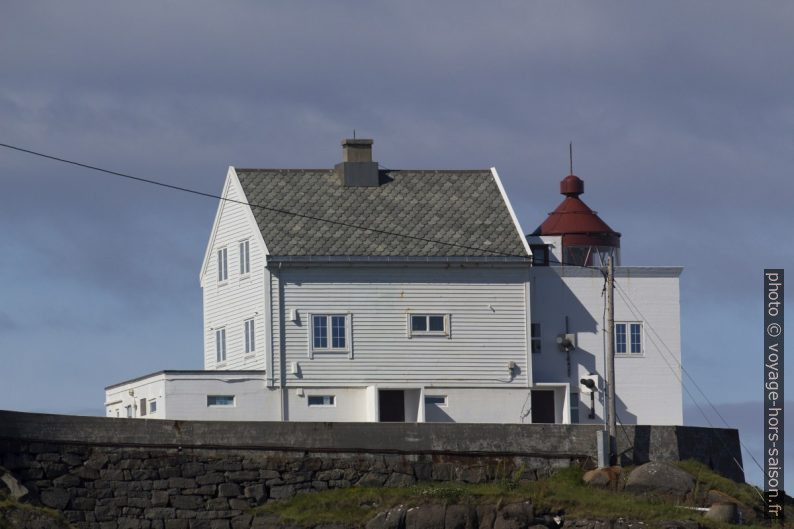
[106,139,683,425]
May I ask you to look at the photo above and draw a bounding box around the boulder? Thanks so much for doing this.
[704,502,739,524]
[445,504,477,529]
[624,462,694,499]
[367,506,407,529]
[406,505,446,529]
[582,467,622,489]
[494,501,534,529]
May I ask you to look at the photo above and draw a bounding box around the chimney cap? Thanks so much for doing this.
[341,138,373,146]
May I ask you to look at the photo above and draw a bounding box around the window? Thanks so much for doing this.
[310,314,350,354]
[217,247,228,282]
[244,319,255,354]
[308,395,335,407]
[570,392,580,424]
[149,400,157,414]
[615,322,643,354]
[216,328,226,363]
[207,395,235,407]
[139,398,147,417]
[531,323,542,353]
[239,240,250,275]
[125,405,132,418]
[408,314,449,337]
[530,245,549,266]
[424,395,447,407]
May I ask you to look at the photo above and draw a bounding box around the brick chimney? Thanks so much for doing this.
[335,139,379,187]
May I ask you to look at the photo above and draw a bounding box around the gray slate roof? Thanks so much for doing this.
[235,168,528,258]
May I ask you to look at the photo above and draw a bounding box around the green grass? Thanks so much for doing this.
[252,466,762,528]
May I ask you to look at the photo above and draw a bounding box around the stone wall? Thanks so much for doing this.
[0,410,744,529]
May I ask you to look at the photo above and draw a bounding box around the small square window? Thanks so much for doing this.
[308,395,335,407]
[530,245,549,266]
[424,395,447,407]
[207,395,235,407]
[409,314,449,337]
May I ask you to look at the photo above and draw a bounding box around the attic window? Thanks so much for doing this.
[217,247,228,282]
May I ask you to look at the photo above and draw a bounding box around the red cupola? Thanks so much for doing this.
[532,173,621,266]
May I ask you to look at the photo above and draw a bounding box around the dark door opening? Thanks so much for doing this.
[531,390,556,423]
[378,390,405,422]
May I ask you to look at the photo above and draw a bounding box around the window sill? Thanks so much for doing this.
[217,281,228,287]
[409,333,449,338]
[244,354,256,360]
[216,362,227,368]
[239,274,251,281]
[615,354,645,358]
[310,349,350,354]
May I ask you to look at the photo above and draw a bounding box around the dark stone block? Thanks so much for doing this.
[244,484,266,503]
[40,487,71,510]
[171,495,205,510]
[218,482,241,497]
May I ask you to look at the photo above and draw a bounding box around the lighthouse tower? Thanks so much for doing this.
[530,173,620,267]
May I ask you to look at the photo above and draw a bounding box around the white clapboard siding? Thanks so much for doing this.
[273,266,530,387]
[529,266,683,425]
[201,171,267,372]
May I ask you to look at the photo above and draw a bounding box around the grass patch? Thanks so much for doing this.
[252,466,758,528]
[675,460,764,509]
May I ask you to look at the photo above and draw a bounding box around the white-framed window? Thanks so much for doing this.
[408,314,449,337]
[530,323,541,353]
[139,398,147,417]
[307,395,335,407]
[207,395,235,407]
[309,313,351,356]
[424,395,448,407]
[570,392,580,423]
[215,328,227,363]
[615,322,643,355]
[244,318,255,354]
[217,247,228,282]
[125,405,132,418]
[239,239,250,276]
[149,400,157,414]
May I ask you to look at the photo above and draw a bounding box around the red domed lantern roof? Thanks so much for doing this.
[532,174,620,247]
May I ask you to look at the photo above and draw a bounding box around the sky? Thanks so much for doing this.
[0,1,791,490]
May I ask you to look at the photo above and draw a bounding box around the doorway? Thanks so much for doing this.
[531,390,556,423]
[378,390,405,422]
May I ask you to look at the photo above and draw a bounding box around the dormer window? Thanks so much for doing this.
[217,247,228,282]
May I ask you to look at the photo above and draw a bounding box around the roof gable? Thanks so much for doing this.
[235,168,528,258]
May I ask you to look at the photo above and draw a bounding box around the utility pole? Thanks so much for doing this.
[605,255,617,465]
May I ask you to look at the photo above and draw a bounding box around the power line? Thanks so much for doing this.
[0,142,527,259]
